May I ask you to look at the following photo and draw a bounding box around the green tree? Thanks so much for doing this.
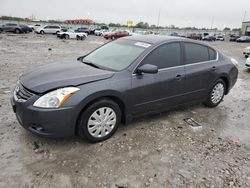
[223,27,231,31]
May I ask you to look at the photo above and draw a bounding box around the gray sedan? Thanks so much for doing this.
[11,35,238,142]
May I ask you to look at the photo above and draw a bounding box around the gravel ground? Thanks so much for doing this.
[0,33,250,188]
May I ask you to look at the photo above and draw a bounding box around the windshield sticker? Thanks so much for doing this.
[134,42,151,48]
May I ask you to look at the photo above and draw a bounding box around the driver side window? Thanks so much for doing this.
[142,42,181,69]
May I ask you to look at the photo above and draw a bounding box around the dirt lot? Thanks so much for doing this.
[0,33,250,188]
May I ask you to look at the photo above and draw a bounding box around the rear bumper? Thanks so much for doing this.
[10,95,77,138]
[228,66,238,93]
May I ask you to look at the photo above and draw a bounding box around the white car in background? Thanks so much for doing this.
[28,24,42,31]
[35,25,61,34]
[57,29,87,40]
[243,46,250,58]
[94,29,108,36]
[246,57,250,69]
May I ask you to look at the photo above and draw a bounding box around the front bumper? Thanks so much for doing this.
[10,94,78,138]
[246,63,250,68]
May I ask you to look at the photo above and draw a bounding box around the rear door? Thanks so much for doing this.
[43,26,51,33]
[183,42,218,101]
[130,42,186,114]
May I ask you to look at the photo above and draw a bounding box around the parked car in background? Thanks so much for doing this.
[61,26,69,32]
[104,30,129,40]
[94,29,107,36]
[245,57,250,69]
[11,35,238,142]
[28,24,42,31]
[100,25,109,30]
[57,29,87,40]
[243,46,250,58]
[75,27,91,35]
[187,33,202,40]
[0,23,32,33]
[229,34,240,42]
[169,32,179,36]
[202,35,216,41]
[35,25,62,34]
[236,36,250,43]
[216,35,225,41]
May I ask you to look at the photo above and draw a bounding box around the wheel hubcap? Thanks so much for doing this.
[87,107,116,138]
[211,83,224,104]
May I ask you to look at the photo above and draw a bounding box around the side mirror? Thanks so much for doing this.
[137,64,158,74]
[77,55,87,61]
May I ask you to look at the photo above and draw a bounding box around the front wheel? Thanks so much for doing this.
[64,34,69,39]
[204,79,226,107]
[81,35,86,40]
[77,99,121,142]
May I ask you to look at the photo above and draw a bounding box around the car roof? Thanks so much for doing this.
[121,35,217,51]
[123,35,190,45]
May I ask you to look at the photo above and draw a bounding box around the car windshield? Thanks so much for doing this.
[68,29,75,33]
[83,39,150,71]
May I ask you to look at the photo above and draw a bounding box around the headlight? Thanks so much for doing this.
[33,87,80,108]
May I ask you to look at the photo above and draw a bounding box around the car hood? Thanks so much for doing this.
[20,60,114,93]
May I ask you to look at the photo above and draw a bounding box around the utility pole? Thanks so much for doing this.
[242,11,247,22]
[210,17,214,30]
[157,9,161,28]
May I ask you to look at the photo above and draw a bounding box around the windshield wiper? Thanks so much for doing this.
[82,61,101,69]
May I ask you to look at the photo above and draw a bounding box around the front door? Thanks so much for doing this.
[129,42,186,114]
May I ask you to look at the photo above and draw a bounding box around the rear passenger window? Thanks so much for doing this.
[184,43,209,64]
[208,48,217,60]
[142,42,181,69]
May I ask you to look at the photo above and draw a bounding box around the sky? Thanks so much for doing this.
[0,0,250,29]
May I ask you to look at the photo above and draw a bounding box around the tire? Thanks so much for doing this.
[81,35,86,40]
[111,36,115,40]
[245,55,249,58]
[204,79,226,107]
[40,30,45,34]
[64,34,69,39]
[77,99,121,142]
[15,29,21,34]
[0,29,2,33]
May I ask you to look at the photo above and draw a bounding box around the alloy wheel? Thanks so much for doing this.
[211,83,224,104]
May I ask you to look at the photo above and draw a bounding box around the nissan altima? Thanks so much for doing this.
[11,35,238,142]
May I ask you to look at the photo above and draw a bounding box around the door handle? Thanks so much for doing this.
[175,74,183,81]
[211,66,216,71]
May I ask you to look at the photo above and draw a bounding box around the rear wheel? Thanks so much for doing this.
[77,99,121,142]
[15,29,21,34]
[204,79,226,107]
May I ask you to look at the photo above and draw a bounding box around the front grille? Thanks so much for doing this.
[15,83,34,101]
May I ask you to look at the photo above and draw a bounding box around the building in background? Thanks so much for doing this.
[242,21,250,36]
